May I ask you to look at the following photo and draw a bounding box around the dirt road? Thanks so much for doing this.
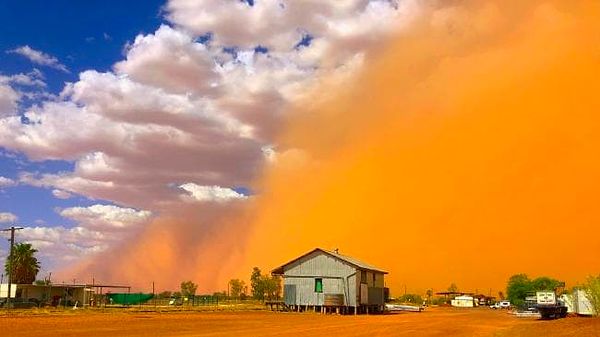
[3,307,599,337]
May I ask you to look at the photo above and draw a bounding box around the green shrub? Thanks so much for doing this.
[584,274,600,316]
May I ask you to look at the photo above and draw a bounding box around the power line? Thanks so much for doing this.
[1,226,23,309]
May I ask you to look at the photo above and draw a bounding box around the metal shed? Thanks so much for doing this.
[272,248,388,314]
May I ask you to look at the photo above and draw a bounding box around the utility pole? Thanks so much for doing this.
[1,226,24,309]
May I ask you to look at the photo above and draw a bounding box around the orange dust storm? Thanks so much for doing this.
[239,0,600,295]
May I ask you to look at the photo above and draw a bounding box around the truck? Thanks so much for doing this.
[535,291,567,319]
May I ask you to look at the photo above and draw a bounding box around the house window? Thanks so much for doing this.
[361,271,367,283]
[315,278,323,293]
[373,273,376,284]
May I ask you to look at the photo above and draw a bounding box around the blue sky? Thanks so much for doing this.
[0,0,164,93]
[0,0,164,266]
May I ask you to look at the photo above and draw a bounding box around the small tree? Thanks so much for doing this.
[213,291,227,300]
[249,267,281,301]
[158,291,172,299]
[498,291,505,300]
[229,279,246,299]
[34,279,51,286]
[426,289,433,305]
[584,274,600,316]
[506,274,532,307]
[250,267,263,300]
[262,275,281,300]
[397,294,423,305]
[447,283,458,293]
[180,281,198,298]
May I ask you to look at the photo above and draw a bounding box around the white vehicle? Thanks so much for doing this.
[490,301,511,309]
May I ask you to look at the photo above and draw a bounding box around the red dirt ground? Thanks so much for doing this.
[2,307,599,337]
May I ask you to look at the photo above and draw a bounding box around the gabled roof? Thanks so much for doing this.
[271,248,388,275]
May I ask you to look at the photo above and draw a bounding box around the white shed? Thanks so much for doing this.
[562,289,594,316]
[451,295,475,307]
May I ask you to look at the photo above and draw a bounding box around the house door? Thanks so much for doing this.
[284,284,296,305]
[360,284,368,305]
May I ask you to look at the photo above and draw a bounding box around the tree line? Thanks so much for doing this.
[225,267,282,301]
[153,267,281,302]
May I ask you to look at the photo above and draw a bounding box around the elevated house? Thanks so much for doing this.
[272,248,388,314]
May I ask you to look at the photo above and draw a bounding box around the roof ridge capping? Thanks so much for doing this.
[271,247,388,275]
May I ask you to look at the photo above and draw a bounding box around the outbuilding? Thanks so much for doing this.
[272,248,388,314]
[1,283,131,308]
[451,295,475,308]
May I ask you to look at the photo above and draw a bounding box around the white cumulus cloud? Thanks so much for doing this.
[0,69,48,116]
[0,176,16,188]
[20,226,109,262]
[15,204,152,266]
[51,189,72,199]
[179,183,247,202]
[7,45,69,73]
[0,212,18,223]
[59,204,152,231]
[0,83,20,117]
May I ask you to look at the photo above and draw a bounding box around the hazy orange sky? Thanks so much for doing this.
[55,0,600,297]
[237,0,600,296]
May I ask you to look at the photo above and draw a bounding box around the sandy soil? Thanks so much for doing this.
[2,307,599,337]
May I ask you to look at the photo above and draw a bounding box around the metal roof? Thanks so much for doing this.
[272,248,388,275]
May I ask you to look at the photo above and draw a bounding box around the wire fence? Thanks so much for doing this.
[2,297,267,312]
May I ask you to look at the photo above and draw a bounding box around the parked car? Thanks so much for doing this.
[490,301,511,309]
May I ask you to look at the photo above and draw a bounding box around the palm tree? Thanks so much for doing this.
[4,243,41,284]
[426,289,433,305]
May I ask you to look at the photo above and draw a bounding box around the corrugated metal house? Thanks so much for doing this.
[272,248,388,314]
